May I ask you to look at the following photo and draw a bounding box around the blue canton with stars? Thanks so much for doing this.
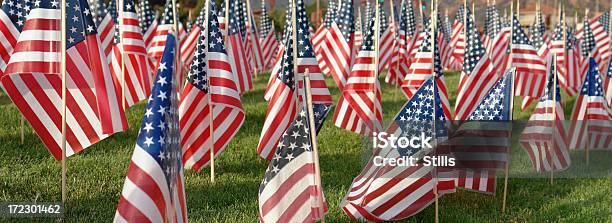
[228,0,243,36]
[401,0,416,37]
[322,0,336,29]
[1,0,33,31]
[582,58,605,97]
[138,0,156,34]
[334,0,354,42]
[379,5,388,37]
[463,8,486,76]
[394,77,448,157]
[138,34,182,191]
[187,0,228,93]
[529,10,546,49]
[259,104,330,191]
[106,0,117,24]
[467,71,512,121]
[512,14,536,47]
[160,0,176,25]
[259,0,272,39]
[598,11,610,35]
[93,0,107,26]
[361,15,375,52]
[607,56,612,80]
[65,0,99,49]
[581,16,597,58]
[552,17,576,51]
[540,62,562,103]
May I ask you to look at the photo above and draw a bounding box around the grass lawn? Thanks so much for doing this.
[0,72,610,222]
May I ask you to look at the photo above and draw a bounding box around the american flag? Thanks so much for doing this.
[341,77,455,221]
[576,13,611,74]
[0,0,32,74]
[319,0,354,90]
[454,8,498,121]
[259,0,279,70]
[520,63,571,172]
[312,1,332,75]
[148,0,177,69]
[257,0,332,160]
[387,0,415,85]
[226,0,253,94]
[483,4,502,54]
[114,34,187,223]
[93,0,115,60]
[510,14,546,97]
[530,8,550,62]
[180,7,203,68]
[2,0,127,159]
[569,58,612,150]
[378,6,394,73]
[333,16,383,135]
[244,4,265,73]
[449,5,466,69]
[401,19,452,120]
[179,1,245,171]
[550,16,581,96]
[451,71,512,194]
[258,103,330,223]
[112,0,154,107]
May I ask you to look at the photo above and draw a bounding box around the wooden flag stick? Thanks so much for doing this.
[224,0,230,43]
[60,0,68,204]
[551,54,558,185]
[502,1,514,215]
[202,0,215,184]
[390,0,400,101]
[418,0,424,23]
[117,0,127,111]
[304,69,326,223]
[20,115,24,144]
[373,0,380,134]
[585,8,591,166]
[430,1,439,222]
[245,0,257,79]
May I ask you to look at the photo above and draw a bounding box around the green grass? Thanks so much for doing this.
[0,72,610,222]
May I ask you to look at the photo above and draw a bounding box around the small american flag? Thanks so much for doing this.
[401,19,452,120]
[0,0,32,74]
[333,16,383,135]
[258,104,330,223]
[179,0,245,171]
[319,0,354,90]
[576,14,611,75]
[449,5,466,69]
[258,0,332,160]
[387,0,415,85]
[569,58,612,150]
[510,14,546,97]
[148,0,176,69]
[115,0,154,106]
[3,0,126,158]
[341,76,454,221]
[114,34,187,223]
[378,6,395,73]
[244,5,265,72]
[94,0,115,60]
[454,8,498,121]
[530,8,550,62]
[550,16,581,97]
[520,63,571,172]
[259,0,279,70]
[180,7,203,68]
[452,71,512,194]
[138,0,157,48]
[227,0,253,93]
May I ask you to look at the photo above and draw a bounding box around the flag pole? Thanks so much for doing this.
[502,0,514,215]
[60,0,68,204]
[373,0,381,137]
[390,0,400,100]
[430,1,439,222]
[304,69,326,223]
[585,8,590,166]
[246,0,258,79]
[118,0,127,111]
[224,0,230,43]
[317,0,320,27]
[551,54,558,185]
[291,0,325,220]
[418,0,423,24]
[20,115,24,144]
[203,0,215,184]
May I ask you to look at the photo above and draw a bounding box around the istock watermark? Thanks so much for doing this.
[370,131,456,167]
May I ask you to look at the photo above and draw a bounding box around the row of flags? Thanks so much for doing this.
[0,0,610,222]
